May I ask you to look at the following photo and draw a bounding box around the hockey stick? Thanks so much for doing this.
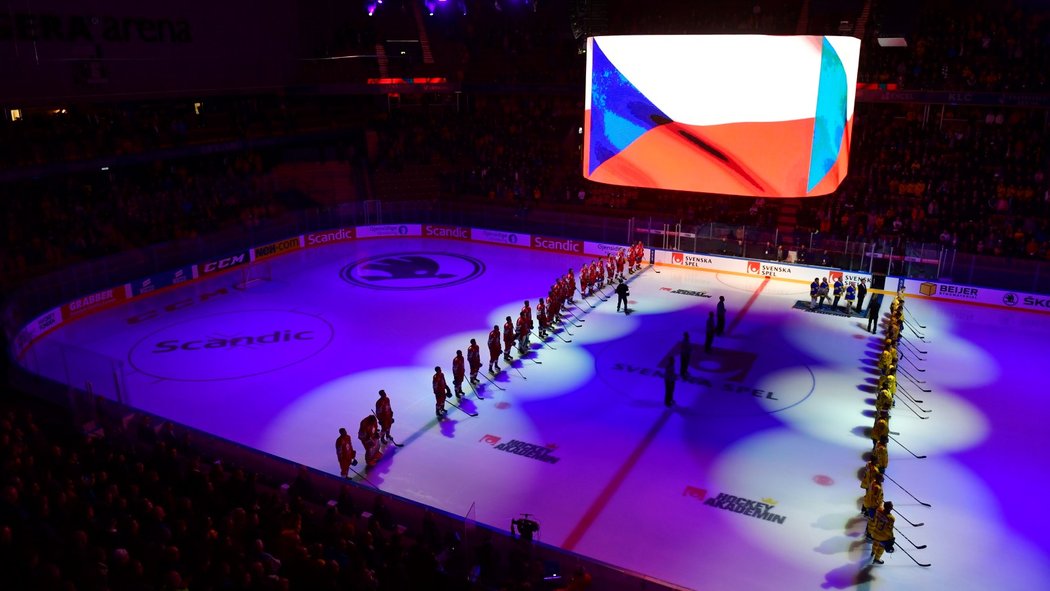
[895,394,930,419]
[900,366,928,385]
[883,473,931,507]
[899,339,927,360]
[901,353,926,372]
[904,307,927,329]
[892,507,924,527]
[896,386,926,406]
[905,325,928,343]
[889,434,927,458]
[467,380,483,400]
[371,411,404,447]
[349,465,380,489]
[512,364,526,380]
[893,525,927,550]
[531,331,556,350]
[899,379,932,396]
[903,316,925,336]
[896,544,932,567]
[480,371,507,391]
[551,330,572,343]
[446,398,478,417]
[567,307,586,323]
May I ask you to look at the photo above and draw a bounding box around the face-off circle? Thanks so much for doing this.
[341,251,485,290]
[128,310,334,381]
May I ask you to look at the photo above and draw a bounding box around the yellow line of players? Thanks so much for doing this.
[860,290,906,564]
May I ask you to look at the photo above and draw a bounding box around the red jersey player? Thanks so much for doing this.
[487,324,502,374]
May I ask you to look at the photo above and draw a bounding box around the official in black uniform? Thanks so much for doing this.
[615,279,630,313]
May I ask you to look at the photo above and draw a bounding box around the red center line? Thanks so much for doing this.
[726,276,770,336]
[562,276,771,551]
[562,409,673,551]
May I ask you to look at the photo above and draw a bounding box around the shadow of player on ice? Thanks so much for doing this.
[820,560,876,589]
[440,416,459,438]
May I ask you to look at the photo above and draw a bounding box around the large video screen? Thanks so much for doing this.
[583,35,860,197]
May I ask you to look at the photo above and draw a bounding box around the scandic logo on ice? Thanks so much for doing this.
[424,225,470,239]
[584,35,860,197]
[532,236,583,253]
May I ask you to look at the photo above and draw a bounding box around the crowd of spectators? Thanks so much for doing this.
[860,0,1050,92]
[0,152,284,292]
[809,102,1050,258]
[2,1,1050,289]
[0,392,591,591]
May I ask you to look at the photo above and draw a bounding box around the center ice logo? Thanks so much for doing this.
[341,252,485,290]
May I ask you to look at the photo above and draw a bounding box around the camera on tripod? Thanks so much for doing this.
[510,513,539,542]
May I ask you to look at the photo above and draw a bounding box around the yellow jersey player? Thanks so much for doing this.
[876,388,893,413]
[862,475,884,518]
[868,501,896,564]
[871,412,890,447]
[873,438,889,471]
[860,460,880,491]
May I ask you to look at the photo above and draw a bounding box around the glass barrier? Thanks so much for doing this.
[4,199,1049,349]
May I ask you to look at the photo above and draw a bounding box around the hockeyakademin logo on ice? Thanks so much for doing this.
[341,251,485,290]
[703,491,787,525]
[487,437,561,464]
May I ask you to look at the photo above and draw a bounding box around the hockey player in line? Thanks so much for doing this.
[335,427,358,478]
[433,366,450,418]
[867,502,896,564]
[452,350,466,397]
[521,300,533,347]
[359,414,383,468]
[487,324,502,374]
[503,316,516,362]
[536,298,549,339]
[375,389,395,443]
[467,339,482,385]
[515,312,529,354]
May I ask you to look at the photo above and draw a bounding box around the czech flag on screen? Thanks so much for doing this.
[583,35,860,197]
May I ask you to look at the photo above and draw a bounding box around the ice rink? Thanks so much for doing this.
[20,237,1050,590]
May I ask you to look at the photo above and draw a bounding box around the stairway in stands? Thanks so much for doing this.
[796,0,810,34]
[411,2,435,67]
[852,0,873,39]
[776,199,803,246]
[375,43,390,78]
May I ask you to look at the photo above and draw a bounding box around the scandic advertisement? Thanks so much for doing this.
[423,224,471,240]
[304,227,354,247]
[531,235,586,254]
